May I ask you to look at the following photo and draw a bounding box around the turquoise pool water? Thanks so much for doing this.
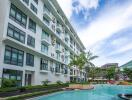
[31,85,132,100]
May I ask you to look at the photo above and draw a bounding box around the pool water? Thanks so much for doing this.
[31,85,132,100]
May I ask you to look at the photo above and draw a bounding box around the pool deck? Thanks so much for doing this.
[65,84,94,90]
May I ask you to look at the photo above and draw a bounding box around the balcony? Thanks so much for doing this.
[40,70,49,73]
[40,66,49,73]
[70,44,73,49]
[56,24,62,32]
[41,37,51,46]
[65,52,69,57]
[56,46,61,53]
[50,67,55,72]
[63,69,68,75]
[43,8,52,21]
[55,67,61,75]
[65,34,69,40]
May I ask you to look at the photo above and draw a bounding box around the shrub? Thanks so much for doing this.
[56,81,63,85]
[2,79,17,88]
[6,89,62,100]
[0,83,69,93]
[19,87,26,92]
[41,79,51,86]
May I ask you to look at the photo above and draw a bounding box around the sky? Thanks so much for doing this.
[57,0,132,67]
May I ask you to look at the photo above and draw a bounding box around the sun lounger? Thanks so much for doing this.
[118,94,132,100]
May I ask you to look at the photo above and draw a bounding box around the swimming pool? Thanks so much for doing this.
[30,85,132,100]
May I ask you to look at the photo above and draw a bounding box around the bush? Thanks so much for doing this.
[19,87,26,92]
[41,79,51,86]
[6,89,62,100]
[2,79,17,88]
[0,83,69,93]
[56,81,63,85]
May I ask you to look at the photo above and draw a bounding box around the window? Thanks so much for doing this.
[70,69,73,75]
[41,43,48,55]
[56,42,60,49]
[2,69,23,87]
[26,53,34,66]
[56,30,61,36]
[28,19,36,33]
[40,58,48,70]
[42,30,49,41]
[70,37,73,44]
[30,3,37,14]
[27,35,35,48]
[44,4,50,13]
[23,0,29,5]
[33,0,38,4]
[64,66,68,74]
[56,52,60,60]
[9,4,27,28]
[65,56,68,64]
[7,23,25,43]
[43,17,50,26]
[4,46,24,66]
[55,63,61,73]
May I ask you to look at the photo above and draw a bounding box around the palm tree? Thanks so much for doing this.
[84,51,98,80]
[69,52,86,70]
[88,67,101,80]
[69,51,98,82]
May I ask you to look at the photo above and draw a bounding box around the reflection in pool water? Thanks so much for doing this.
[30,85,132,100]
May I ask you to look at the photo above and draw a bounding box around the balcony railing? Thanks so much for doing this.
[55,67,61,74]
[43,7,52,21]
[41,37,51,46]
[56,23,62,32]
[40,66,49,73]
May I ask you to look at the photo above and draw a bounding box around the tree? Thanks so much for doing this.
[88,67,100,80]
[105,67,116,80]
[69,51,98,82]
[84,51,98,79]
[69,52,87,70]
[123,68,132,80]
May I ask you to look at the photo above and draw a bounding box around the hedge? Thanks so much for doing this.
[0,83,69,93]
[6,89,62,100]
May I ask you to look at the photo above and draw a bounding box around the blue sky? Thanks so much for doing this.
[57,0,132,66]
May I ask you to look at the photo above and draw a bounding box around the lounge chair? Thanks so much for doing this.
[118,94,132,100]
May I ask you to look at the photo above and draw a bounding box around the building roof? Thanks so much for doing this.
[120,60,132,68]
[101,63,118,68]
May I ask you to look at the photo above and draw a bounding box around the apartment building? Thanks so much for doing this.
[0,0,86,87]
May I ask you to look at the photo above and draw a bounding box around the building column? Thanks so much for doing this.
[0,68,3,87]
[22,70,25,86]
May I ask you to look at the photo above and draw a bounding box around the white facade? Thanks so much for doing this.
[0,0,86,87]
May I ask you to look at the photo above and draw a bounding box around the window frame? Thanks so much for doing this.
[26,53,34,67]
[41,43,48,54]
[7,23,26,43]
[40,58,48,70]
[30,3,37,14]
[9,4,27,28]
[27,35,35,48]
[4,45,24,66]
[28,18,36,33]
[22,0,29,5]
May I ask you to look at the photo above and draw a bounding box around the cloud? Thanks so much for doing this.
[57,0,73,19]
[57,0,99,19]
[78,1,132,49]
[73,0,99,20]
[111,37,128,47]
[109,43,132,56]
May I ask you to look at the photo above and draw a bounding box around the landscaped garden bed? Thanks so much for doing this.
[6,89,63,100]
[0,83,69,98]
